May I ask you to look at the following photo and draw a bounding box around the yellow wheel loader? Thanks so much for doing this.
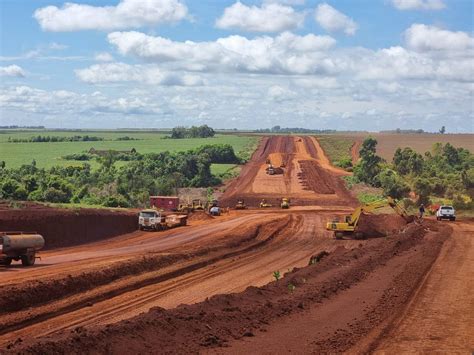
[280,198,290,209]
[326,197,412,240]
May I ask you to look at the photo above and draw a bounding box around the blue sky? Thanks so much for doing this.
[0,0,473,131]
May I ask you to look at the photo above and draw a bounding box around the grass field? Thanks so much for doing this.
[0,130,258,169]
[313,132,474,167]
[315,135,354,164]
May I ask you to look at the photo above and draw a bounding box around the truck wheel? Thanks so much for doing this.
[21,253,36,266]
[451,217,456,221]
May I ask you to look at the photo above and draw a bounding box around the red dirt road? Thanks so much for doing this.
[1,135,471,354]
[373,220,474,353]
[221,135,355,207]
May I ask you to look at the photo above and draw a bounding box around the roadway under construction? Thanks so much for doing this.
[1,136,472,353]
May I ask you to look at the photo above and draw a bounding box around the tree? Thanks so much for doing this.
[353,137,383,186]
[377,169,410,199]
[439,126,446,134]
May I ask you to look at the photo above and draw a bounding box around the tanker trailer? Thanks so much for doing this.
[0,232,44,266]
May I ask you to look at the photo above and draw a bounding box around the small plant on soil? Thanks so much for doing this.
[273,271,281,281]
[287,283,296,293]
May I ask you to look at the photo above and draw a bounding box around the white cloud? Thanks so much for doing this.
[315,3,358,35]
[216,2,305,32]
[391,0,445,10]
[0,65,25,77]
[0,85,163,115]
[267,85,296,102]
[95,52,114,62]
[34,0,188,32]
[263,0,305,5]
[49,42,68,50]
[405,24,474,52]
[75,62,204,86]
[108,31,336,75]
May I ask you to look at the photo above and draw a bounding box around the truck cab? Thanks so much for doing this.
[138,210,163,230]
[436,206,456,221]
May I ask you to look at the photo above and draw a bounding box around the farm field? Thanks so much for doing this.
[0,130,258,169]
[317,133,474,162]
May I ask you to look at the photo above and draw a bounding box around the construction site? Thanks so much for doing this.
[0,136,472,354]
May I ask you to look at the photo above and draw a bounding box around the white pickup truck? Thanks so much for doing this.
[436,205,456,221]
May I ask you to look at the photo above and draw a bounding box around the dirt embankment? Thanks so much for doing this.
[0,207,137,249]
[9,219,451,354]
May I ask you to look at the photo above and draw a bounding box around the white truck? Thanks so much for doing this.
[138,209,187,231]
[0,232,44,266]
[436,205,456,221]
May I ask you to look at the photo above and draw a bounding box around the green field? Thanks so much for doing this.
[315,135,354,164]
[0,130,257,169]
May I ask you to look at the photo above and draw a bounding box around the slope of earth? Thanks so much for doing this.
[7,219,452,354]
[371,218,474,353]
[0,206,137,249]
[220,136,356,208]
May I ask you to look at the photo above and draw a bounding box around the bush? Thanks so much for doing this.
[377,169,410,199]
[43,188,69,203]
[102,195,129,208]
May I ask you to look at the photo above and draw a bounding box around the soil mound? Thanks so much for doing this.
[188,211,214,222]
[298,160,336,194]
[357,213,408,237]
[0,208,137,249]
[10,220,451,354]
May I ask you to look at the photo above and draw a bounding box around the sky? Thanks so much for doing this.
[0,0,473,132]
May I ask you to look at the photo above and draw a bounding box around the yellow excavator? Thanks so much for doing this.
[326,197,412,239]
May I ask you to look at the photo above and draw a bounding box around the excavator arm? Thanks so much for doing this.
[326,197,411,239]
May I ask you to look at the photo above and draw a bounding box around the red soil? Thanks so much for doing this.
[0,206,137,249]
[8,220,451,354]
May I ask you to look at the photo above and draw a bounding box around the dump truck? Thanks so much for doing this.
[138,210,187,231]
[0,232,44,266]
[281,198,290,209]
[326,197,412,239]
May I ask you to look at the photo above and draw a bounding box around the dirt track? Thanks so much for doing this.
[1,136,471,353]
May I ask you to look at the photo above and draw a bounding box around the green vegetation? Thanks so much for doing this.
[315,135,354,169]
[273,271,281,281]
[8,135,105,143]
[211,164,241,179]
[170,125,215,139]
[0,130,256,169]
[0,144,243,208]
[353,138,474,210]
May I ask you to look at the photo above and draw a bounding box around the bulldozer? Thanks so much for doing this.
[280,198,290,209]
[326,197,412,240]
[192,199,205,211]
[235,199,247,210]
[259,199,273,208]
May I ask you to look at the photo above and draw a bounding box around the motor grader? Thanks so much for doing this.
[326,197,412,239]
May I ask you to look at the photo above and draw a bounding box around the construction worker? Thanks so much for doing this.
[419,204,425,219]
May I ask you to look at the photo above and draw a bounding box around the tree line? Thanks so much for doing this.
[352,138,473,209]
[0,144,241,208]
[169,125,215,139]
[7,135,141,143]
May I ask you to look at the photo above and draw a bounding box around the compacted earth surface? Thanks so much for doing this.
[1,136,472,354]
